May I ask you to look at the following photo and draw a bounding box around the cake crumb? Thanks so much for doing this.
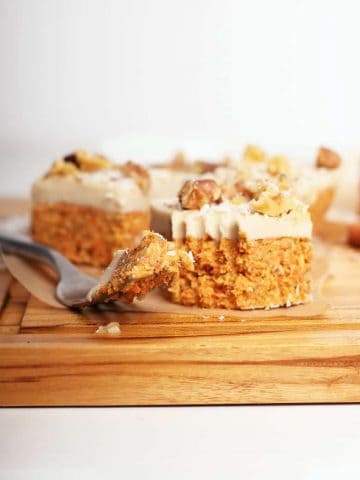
[95,321,121,335]
[218,315,225,321]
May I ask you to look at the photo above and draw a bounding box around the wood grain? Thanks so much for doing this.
[1,199,360,406]
[0,270,12,312]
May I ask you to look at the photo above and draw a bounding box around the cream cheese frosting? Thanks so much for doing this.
[32,169,149,212]
[153,199,312,241]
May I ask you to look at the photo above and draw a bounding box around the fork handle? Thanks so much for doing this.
[0,232,62,274]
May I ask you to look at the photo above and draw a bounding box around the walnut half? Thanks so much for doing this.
[316,147,341,169]
[179,179,222,209]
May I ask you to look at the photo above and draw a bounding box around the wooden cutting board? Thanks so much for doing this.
[1,199,360,406]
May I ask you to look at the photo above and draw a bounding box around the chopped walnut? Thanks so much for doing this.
[179,179,222,209]
[63,152,80,166]
[47,158,79,177]
[277,173,291,190]
[243,145,267,163]
[316,147,341,169]
[222,179,253,203]
[250,190,297,216]
[120,161,150,194]
[234,166,252,183]
[233,180,253,198]
[72,150,112,172]
[230,194,248,205]
[47,149,112,177]
[267,155,290,176]
[240,178,270,198]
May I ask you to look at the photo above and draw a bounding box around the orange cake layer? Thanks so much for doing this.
[32,203,150,267]
[168,236,312,310]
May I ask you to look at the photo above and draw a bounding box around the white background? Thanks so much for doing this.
[1,1,360,478]
[1,0,360,194]
[1,406,360,479]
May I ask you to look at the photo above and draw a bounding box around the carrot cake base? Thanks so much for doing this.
[32,202,150,267]
[168,236,312,310]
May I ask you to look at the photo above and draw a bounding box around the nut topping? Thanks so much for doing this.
[47,149,112,177]
[64,149,112,171]
[120,161,150,194]
[316,147,341,169]
[250,190,297,216]
[179,179,222,209]
[267,155,290,176]
[243,145,267,163]
[48,159,78,177]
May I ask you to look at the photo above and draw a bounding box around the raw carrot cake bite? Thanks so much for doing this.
[31,150,150,267]
[87,231,194,304]
[154,178,313,310]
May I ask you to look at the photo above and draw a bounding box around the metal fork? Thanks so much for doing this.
[0,232,98,308]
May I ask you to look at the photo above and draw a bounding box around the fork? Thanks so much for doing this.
[0,232,98,308]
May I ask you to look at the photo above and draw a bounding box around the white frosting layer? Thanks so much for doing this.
[170,202,312,240]
[32,170,148,212]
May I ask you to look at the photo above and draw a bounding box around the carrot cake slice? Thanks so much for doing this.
[153,178,313,310]
[31,150,150,267]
